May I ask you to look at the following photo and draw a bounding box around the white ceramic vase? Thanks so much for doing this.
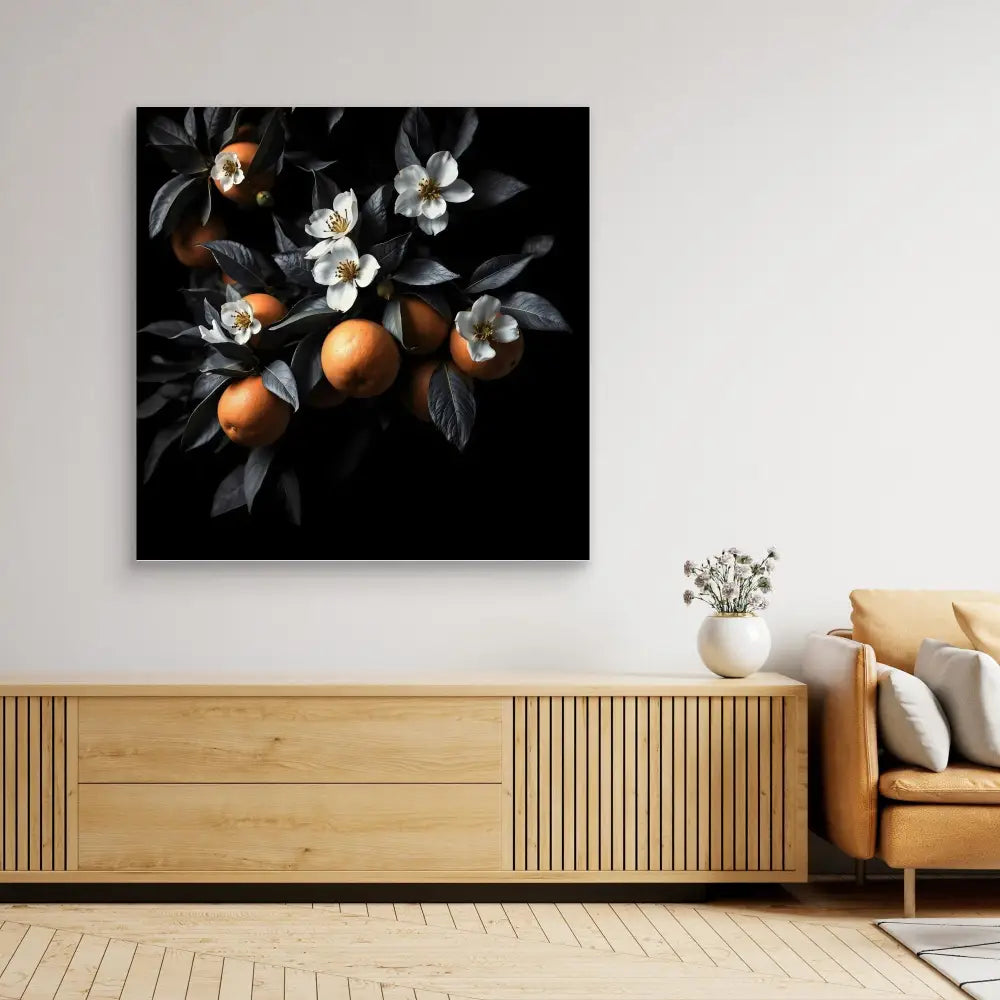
[697,613,771,678]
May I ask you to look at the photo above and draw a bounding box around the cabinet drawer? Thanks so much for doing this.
[78,697,501,783]
[79,783,500,871]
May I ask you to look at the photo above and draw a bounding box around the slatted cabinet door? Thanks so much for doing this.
[1,696,74,872]
[508,694,806,879]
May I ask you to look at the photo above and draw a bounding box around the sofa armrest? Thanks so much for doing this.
[802,633,878,860]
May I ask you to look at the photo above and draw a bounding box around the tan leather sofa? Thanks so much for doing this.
[804,590,1000,916]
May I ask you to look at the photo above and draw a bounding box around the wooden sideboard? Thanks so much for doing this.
[0,674,806,883]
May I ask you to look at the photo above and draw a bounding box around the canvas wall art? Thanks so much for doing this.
[136,107,589,560]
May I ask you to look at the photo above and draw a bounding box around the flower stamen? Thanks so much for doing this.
[222,159,239,177]
[472,321,494,342]
[231,309,253,332]
[417,177,442,202]
[336,260,360,282]
[326,210,350,235]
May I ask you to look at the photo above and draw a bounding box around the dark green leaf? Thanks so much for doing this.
[273,249,311,286]
[273,216,304,253]
[443,108,478,159]
[468,170,529,209]
[155,144,210,175]
[428,363,476,451]
[465,253,533,294]
[277,469,302,525]
[394,119,420,171]
[218,108,246,148]
[272,296,337,335]
[193,371,228,400]
[202,240,271,290]
[248,108,284,178]
[202,347,254,375]
[262,360,299,411]
[181,378,229,450]
[522,234,554,258]
[211,464,246,516]
[143,421,185,483]
[501,291,571,332]
[148,174,202,238]
[182,287,225,321]
[183,107,198,143]
[147,115,194,149]
[291,329,326,394]
[326,108,344,132]
[138,382,187,418]
[312,170,339,210]
[202,365,251,377]
[225,282,243,302]
[369,232,410,273]
[402,107,434,161]
[211,340,255,363]
[244,445,276,512]
[198,179,212,225]
[286,151,336,171]
[139,320,200,343]
[382,299,403,346]
[203,297,222,328]
[393,258,459,286]
[203,106,231,149]
[361,184,391,242]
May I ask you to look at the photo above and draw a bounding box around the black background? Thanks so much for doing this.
[136,108,590,560]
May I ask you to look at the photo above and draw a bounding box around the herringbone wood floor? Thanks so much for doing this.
[0,881,996,1000]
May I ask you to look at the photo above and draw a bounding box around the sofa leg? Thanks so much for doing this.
[855,859,866,887]
[903,868,916,918]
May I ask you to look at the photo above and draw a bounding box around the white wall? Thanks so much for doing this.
[1,0,998,681]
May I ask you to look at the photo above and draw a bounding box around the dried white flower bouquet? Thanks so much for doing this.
[683,547,778,614]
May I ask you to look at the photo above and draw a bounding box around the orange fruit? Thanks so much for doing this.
[449,328,524,380]
[241,292,286,329]
[307,381,347,409]
[233,292,286,349]
[321,319,400,398]
[403,361,439,422]
[399,296,449,354]
[169,215,225,269]
[217,375,291,447]
[213,141,273,206]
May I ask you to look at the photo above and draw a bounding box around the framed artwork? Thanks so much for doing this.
[136,107,589,560]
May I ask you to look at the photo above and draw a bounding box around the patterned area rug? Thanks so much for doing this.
[879,919,1000,999]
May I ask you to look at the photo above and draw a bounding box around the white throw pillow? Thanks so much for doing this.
[915,638,1000,767]
[876,664,951,771]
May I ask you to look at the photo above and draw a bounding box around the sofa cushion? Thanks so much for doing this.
[880,764,1000,804]
[850,590,1000,671]
[876,664,950,771]
[915,639,1000,767]
[954,601,1000,661]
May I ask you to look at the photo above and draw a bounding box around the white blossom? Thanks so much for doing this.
[312,238,379,312]
[220,298,261,345]
[210,150,244,192]
[393,151,473,236]
[454,295,519,362]
[305,190,359,259]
